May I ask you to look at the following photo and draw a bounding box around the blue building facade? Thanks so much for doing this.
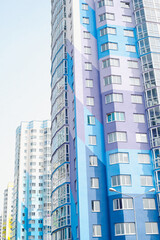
[51,0,160,239]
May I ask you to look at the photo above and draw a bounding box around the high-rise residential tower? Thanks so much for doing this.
[12,120,51,240]
[2,183,13,240]
[51,0,160,239]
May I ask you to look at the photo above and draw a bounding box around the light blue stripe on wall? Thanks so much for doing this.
[97,24,138,59]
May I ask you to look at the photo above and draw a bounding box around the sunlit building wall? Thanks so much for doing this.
[51,0,160,239]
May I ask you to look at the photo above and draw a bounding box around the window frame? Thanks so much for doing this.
[105,93,123,104]
[92,200,101,212]
[83,17,90,24]
[113,198,133,210]
[145,222,159,234]
[140,175,153,186]
[133,114,145,123]
[88,115,96,125]
[138,154,150,164]
[89,156,98,166]
[115,222,136,236]
[91,178,99,188]
[136,133,148,143]
[106,112,125,123]
[108,131,127,143]
[86,79,93,88]
[100,26,116,36]
[89,135,97,145]
[82,3,88,10]
[124,29,134,37]
[112,175,131,187]
[143,198,156,210]
[131,95,143,104]
[126,44,136,52]
[110,152,129,164]
[93,225,102,237]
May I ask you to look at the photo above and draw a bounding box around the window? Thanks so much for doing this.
[136,133,148,143]
[88,116,95,125]
[89,135,97,145]
[73,158,76,169]
[105,93,123,104]
[84,46,91,55]
[86,97,94,106]
[76,227,79,238]
[107,112,125,123]
[129,77,140,86]
[121,1,130,8]
[104,75,121,85]
[73,138,76,149]
[103,58,119,68]
[143,199,156,209]
[83,17,89,24]
[101,42,118,52]
[93,225,102,237]
[131,95,142,104]
[133,114,145,123]
[138,154,150,164]
[29,220,35,224]
[92,200,100,212]
[83,31,90,39]
[124,29,134,37]
[29,236,35,240]
[112,175,131,186]
[89,156,98,166]
[86,79,93,88]
[122,15,132,22]
[141,176,153,186]
[85,62,92,70]
[98,0,113,8]
[75,202,78,214]
[99,12,115,22]
[82,3,88,10]
[108,132,127,143]
[115,223,135,236]
[126,45,136,52]
[91,178,99,188]
[75,180,77,191]
[128,60,138,68]
[113,198,133,210]
[100,27,116,36]
[145,222,159,234]
[110,152,129,164]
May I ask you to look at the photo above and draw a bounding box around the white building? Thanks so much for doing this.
[12,120,51,240]
[0,215,2,240]
[2,183,13,240]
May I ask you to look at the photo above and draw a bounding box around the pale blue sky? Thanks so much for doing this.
[0,0,51,211]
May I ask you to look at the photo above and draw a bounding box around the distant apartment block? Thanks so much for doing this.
[2,183,13,240]
[0,215,2,240]
[12,120,51,240]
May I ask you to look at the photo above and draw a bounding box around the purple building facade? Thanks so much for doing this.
[51,0,160,239]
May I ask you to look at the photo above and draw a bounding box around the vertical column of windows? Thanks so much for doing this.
[82,2,105,237]
[133,0,160,208]
[51,0,71,239]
